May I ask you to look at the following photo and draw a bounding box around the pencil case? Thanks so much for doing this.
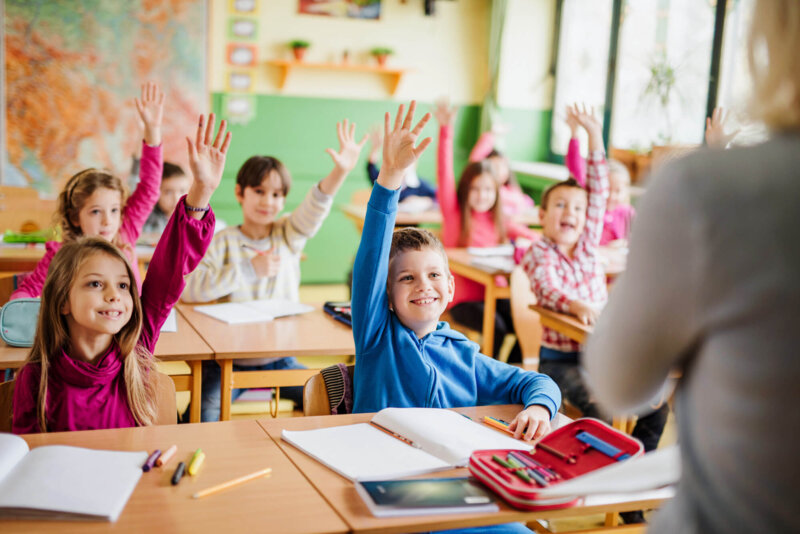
[0,297,41,347]
[468,418,643,511]
[323,301,352,328]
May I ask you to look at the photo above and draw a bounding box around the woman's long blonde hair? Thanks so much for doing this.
[24,238,156,432]
[748,0,800,130]
[55,169,129,247]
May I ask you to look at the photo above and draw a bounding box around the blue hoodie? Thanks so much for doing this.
[352,183,561,416]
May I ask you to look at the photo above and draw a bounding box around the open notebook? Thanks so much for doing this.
[193,299,314,325]
[0,433,146,521]
[281,408,531,481]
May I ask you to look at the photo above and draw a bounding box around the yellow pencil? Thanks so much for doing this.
[192,467,272,499]
[187,449,205,476]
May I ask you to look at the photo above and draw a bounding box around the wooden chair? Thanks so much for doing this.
[0,371,177,431]
[303,364,354,416]
[509,266,542,371]
[0,273,18,306]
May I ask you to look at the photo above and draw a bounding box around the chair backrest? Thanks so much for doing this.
[303,364,354,416]
[509,266,542,371]
[0,379,15,433]
[154,371,177,425]
[0,372,176,432]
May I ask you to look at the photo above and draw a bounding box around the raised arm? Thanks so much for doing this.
[564,104,587,187]
[469,131,495,163]
[573,104,609,247]
[353,102,431,352]
[705,107,740,149]
[433,100,460,245]
[318,119,367,196]
[121,82,165,243]
[139,114,231,350]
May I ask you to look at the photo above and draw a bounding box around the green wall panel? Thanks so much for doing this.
[209,93,483,284]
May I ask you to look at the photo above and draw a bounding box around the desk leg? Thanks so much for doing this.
[189,361,202,424]
[482,285,497,357]
[219,359,233,422]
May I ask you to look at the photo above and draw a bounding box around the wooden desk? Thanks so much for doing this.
[0,244,155,278]
[0,308,212,423]
[6,420,347,533]
[446,248,512,356]
[530,305,592,345]
[259,405,670,534]
[178,303,355,421]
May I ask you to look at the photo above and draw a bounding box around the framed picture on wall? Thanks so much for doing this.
[229,0,258,15]
[227,71,254,92]
[223,94,257,124]
[298,0,381,20]
[227,43,258,66]
[229,18,258,40]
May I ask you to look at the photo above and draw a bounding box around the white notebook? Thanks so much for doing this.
[467,245,515,257]
[281,408,531,481]
[193,299,314,325]
[0,433,146,522]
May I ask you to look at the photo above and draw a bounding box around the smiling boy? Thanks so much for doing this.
[352,102,560,443]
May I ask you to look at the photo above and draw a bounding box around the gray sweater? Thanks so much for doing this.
[584,135,800,533]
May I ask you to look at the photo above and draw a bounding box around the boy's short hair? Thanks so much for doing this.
[389,227,449,273]
[162,162,186,181]
[236,155,292,195]
[541,178,586,210]
[608,159,631,184]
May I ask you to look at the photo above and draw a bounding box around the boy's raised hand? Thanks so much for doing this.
[565,104,580,138]
[508,405,551,441]
[377,101,432,190]
[705,107,740,148]
[572,103,604,153]
[326,119,368,173]
[134,81,165,147]
[185,113,232,217]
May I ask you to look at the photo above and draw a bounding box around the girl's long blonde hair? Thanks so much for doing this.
[56,169,129,247]
[748,0,800,130]
[24,238,156,432]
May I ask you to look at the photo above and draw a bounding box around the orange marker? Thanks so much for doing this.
[157,445,178,467]
[483,415,513,433]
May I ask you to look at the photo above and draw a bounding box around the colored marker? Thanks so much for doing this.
[483,416,512,433]
[576,431,630,461]
[492,455,532,485]
[157,445,178,467]
[505,455,534,484]
[171,462,186,485]
[142,449,161,472]
[188,449,205,476]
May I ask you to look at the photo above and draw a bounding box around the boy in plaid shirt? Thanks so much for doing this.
[522,106,667,498]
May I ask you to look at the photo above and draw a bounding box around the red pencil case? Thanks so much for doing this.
[468,418,643,510]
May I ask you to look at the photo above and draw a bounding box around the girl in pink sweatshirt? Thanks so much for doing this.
[468,130,535,217]
[434,101,538,362]
[11,82,166,299]
[12,114,231,434]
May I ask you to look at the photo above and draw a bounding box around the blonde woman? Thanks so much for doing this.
[584,1,800,532]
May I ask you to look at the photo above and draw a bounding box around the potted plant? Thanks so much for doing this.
[370,47,393,67]
[289,39,310,61]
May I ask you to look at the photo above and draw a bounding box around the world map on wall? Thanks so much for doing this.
[3,0,206,193]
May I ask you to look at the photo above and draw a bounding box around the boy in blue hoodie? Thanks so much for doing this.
[352,101,561,443]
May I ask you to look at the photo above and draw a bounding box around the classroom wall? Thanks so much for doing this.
[207,0,491,284]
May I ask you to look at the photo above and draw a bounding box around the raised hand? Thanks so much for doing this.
[184,113,232,216]
[705,107,740,148]
[377,101,432,190]
[432,97,458,126]
[134,81,165,146]
[325,119,368,173]
[565,104,580,137]
[571,103,604,153]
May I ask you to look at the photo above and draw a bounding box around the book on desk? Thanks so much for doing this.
[0,433,146,522]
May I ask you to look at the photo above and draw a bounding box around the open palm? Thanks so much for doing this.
[134,81,164,130]
[382,101,432,177]
[186,114,232,192]
[326,119,367,172]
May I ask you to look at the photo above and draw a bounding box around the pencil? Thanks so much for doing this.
[192,467,272,499]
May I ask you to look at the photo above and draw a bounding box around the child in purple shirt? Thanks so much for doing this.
[12,114,232,434]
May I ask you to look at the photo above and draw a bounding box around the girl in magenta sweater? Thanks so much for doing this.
[434,100,538,362]
[12,114,231,434]
[11,82,166,299]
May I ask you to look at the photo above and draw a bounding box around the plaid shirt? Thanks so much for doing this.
[522,151,609,352]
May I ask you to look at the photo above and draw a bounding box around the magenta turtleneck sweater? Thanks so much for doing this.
[12,198,215,434]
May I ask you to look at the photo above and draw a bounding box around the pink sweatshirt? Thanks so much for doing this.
[10,142,162,299]
[566,137,634,244]
[468,131,535,216]
[12,198,215,434]
[438,124,537,308]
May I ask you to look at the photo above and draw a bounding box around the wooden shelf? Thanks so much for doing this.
[266,59,408,95]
